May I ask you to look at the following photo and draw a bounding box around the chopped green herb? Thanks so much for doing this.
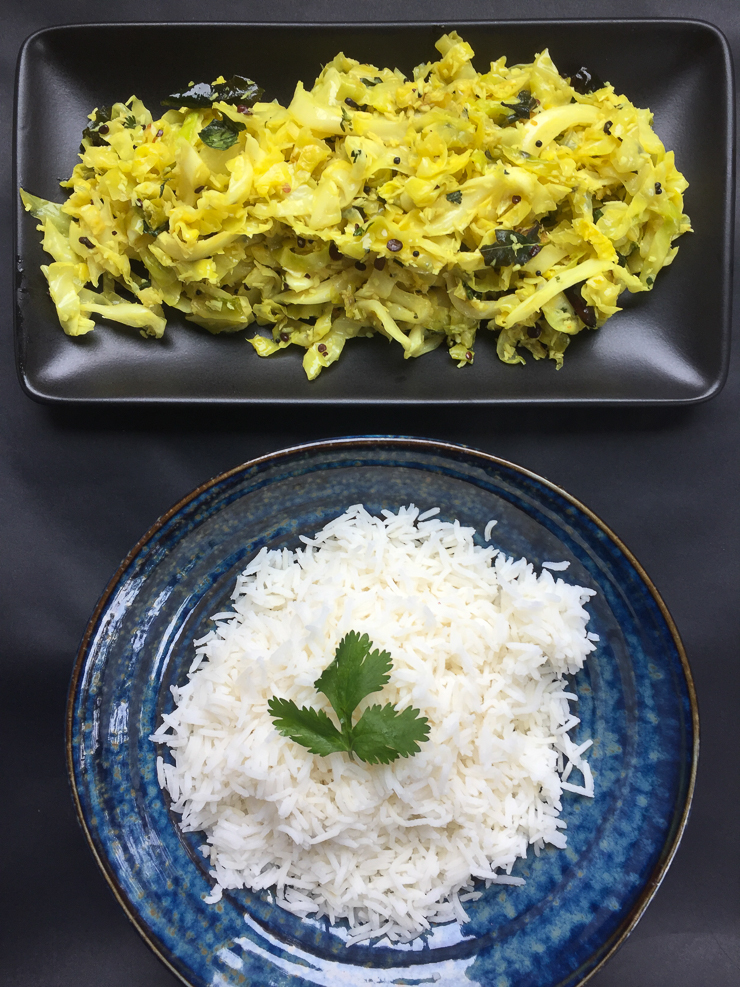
[446,190,463,205]
[123,114,138,129]
[353,223,368,237]
[593,208,603,223]
[464,282,483,300]
[268,631,430,764]
[198,116,246,150]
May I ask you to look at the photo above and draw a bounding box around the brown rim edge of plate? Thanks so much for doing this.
[65,435,700,987]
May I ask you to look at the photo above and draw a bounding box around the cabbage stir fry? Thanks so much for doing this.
[21,33,690,377]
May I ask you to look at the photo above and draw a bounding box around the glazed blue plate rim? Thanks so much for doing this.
[66,436,699,987]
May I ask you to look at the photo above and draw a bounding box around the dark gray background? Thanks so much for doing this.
[1,2,738,986]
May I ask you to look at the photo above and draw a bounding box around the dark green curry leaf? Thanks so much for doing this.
[81,106,112,148]
[198,116,246,150]
[162,75,264,109]
[464,282,483,300]
[446,190,463,205]
[142,216,169,237]
[481,224,541,268]
[563,283,597,327]
[501,90,537,122]
[569,66,605,95]
[212,75,263,106]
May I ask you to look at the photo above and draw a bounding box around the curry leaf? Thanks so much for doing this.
[501,90,537,122]
[142,217,169,237]
[481,224,541,268]
[198,117,246,150]
[162,75,264,109]
[81,106,112,147]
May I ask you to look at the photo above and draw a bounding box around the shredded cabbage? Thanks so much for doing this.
[20,33,691,377]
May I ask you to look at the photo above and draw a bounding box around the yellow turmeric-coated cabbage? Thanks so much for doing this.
[20,33,691,378]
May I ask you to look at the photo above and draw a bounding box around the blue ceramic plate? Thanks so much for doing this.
[67,437,698,987]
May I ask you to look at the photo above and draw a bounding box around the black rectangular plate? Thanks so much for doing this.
[14,19,734,405]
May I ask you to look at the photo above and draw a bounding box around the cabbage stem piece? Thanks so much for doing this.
[503,259,615,329]
[521,105,601,156]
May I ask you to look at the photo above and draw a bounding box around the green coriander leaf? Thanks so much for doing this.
[350,704,430,764]
[198,117,246,150]
[268,632,429,764]
[268,697,349,757]
[314,631,391,730]
[123,114,138,129]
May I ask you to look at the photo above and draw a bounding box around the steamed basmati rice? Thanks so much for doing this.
[151,504,597,942]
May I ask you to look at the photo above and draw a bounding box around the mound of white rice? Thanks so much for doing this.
[151,505,597,943]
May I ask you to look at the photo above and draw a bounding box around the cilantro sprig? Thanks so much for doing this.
[268,632,430,764]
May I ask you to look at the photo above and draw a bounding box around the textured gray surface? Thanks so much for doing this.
[1,2,738,986]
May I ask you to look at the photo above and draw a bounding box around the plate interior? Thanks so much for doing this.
[15,20,733,404]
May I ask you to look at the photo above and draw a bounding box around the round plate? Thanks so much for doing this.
[67,437,698,987]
